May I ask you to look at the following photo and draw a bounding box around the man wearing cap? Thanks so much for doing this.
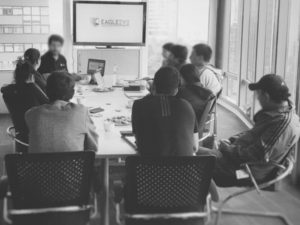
[200,74,300,187]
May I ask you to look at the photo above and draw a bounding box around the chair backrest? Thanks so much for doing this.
[5,151,95,209]
[1,85,27,139]
[124,156,216,214]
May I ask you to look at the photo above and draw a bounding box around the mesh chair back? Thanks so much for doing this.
[5,151,95,209]
[125,156,216,214]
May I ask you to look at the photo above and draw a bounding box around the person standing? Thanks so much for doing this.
[38,34,68,76]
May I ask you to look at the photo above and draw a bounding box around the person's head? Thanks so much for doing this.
[180,64,200,85]
[153,66,180,96]
[162,42,174,59]
[24,48,41,70]
[190,43,212,67]
[46,72,75,102]
[249,74,291,109]
[48,34,64,56]
[14,59,35,85]
[167,45,188,67]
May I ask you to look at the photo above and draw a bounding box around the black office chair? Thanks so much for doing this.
[3,151,96,225]
[1,85,29,153]
[123,156,216,225]
[214,146,295,225]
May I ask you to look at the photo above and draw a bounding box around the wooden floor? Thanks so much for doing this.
[0,106,300,225]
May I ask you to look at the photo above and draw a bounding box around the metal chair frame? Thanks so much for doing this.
[214,157,294,225]
[121,156,216,225]
[199,89,222,144]
[3,152,97,225]
[6,126,29,148]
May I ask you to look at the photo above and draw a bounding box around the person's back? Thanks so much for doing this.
[198,66,222,95]
[25,72,98,153]
[132,95,197,156]
[26,101,97,152]
[177,64,215,122]
[1,59,48,146]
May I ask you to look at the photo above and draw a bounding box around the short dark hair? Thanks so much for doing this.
[162,42,174,51]
[193,44,212,62]
[46,72,75,102]
[180,64,200,84]
[48,34,64,45]
[154,66,180,95]
[24,48,40,65]
[170,45,188,64]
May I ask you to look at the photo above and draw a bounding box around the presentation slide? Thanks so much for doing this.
[74,3,145,45]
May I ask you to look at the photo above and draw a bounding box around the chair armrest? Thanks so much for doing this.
[241,161,286,170]
[8,205,91,215]
[6,126,29,147]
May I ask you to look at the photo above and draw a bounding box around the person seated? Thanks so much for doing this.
[190,43,222,95]
[38,34,68,76]
[132,66,198,156]
[24,48,47,92]
[1,57,49,152]
[25,72,98,153]
[162,42,174,67]
[199,75,300,187]
[177,64,215,124]
[164,44,188,71]
[132,66,219,201]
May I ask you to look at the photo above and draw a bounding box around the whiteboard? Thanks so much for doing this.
[77,48,141,78]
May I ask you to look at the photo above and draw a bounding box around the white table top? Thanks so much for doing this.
[73,85,147,158]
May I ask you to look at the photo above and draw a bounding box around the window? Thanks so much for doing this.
[228,0,243,75]
[147,0,210,75]
[0,0,50,70]
[263,0,278,74]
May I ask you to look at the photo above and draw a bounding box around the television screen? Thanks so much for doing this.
[73,1,146,46]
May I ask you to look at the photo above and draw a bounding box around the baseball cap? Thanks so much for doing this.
[249,74,291,102]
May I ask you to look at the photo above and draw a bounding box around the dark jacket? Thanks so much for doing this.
[219,103,300,181]
[38,51,68,74]
[177,83,215,123]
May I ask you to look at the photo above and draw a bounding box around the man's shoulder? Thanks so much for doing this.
[41,51,51,60]
[135,94,152,104]
[25,104,45,118]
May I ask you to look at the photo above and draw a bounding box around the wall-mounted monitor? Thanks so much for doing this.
[73,1,147,46]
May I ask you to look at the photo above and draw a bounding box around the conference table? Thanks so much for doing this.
[74,84,146,225]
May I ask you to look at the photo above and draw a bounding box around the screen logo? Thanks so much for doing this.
[93,18,130,27]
